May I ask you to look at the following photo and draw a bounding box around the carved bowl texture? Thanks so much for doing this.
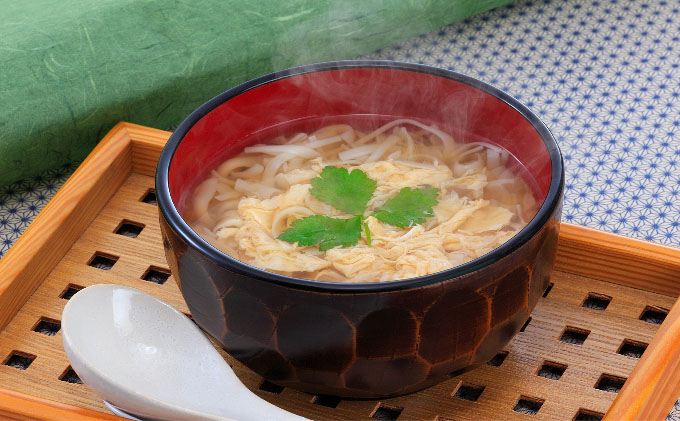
[156,61,564,398]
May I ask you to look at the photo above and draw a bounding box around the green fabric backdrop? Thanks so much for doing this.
[0,0,512,186]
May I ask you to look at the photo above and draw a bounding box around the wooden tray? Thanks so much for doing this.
[1,123,680,420]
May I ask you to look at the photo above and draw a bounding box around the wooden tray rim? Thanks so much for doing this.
[1,122,679,420]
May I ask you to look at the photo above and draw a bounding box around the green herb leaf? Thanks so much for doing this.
[363,220,372,247]
[278,215,362,251]
[373,187,439,228]
[310,166,377,215]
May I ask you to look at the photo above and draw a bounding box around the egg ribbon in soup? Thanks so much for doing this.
[186,119,538,283]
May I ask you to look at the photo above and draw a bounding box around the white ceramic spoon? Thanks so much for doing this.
[103,401,148,420]
[61,284,307,421]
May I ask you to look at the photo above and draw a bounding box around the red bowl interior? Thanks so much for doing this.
[169,66,552,214]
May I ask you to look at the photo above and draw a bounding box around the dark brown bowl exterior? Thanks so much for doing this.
[157,61,564,398]
[159,205,561,398]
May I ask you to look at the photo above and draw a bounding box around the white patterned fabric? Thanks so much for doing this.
[1,0,679,417]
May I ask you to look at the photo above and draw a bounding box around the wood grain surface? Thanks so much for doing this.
[0,123,679,420]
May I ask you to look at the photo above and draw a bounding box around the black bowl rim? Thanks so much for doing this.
[156,59,564,293]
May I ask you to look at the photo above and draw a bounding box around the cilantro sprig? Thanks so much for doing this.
[373,187,439,228]
[310,167,376,215]
[278,215,362,251]
[278,166,438,250]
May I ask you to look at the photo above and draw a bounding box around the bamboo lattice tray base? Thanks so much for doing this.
[2,123,680,420]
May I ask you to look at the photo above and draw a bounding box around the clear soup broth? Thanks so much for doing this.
[185,117,540,283]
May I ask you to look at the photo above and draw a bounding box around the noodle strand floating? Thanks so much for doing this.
[187,119,538,283]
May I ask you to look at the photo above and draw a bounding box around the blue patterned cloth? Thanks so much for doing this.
[0,163,78,257]
[362,0,680,247]
[2,0,680,416]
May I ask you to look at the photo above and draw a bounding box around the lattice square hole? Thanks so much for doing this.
[513,396,544,415]
[453,382,485,401]
[3,351,35,370]
[59,366,83,384]
[573,409,604,421]
[88,252,118,270]
[582,293,611,311]
[258,380,283,394]
[371,404,402,420]
[141,189,157,205]
[560,326,590,345]
[142,266,171,285]
[542,282,554,298]
[537,361,567,380]
[312,395,341,408]
[617,339,648,359]
[487,351,508,367]
[595,374,626,393]
[640,305,668,325]
[32,317,61,336]
[115,220,145,238]
[60,284,84,300]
